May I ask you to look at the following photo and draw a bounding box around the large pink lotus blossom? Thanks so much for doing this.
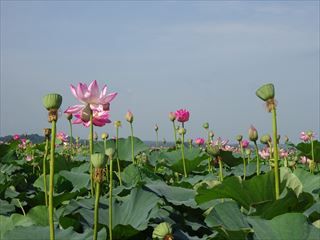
[73,110,111,127]
[195,138,205,146]
[64,80,117,115]
[13,134,20,140]
[241,140,250,149]
[56,131,68,142]
[175,109,190,123]
[259,148,270,160]
[300,131,315,142]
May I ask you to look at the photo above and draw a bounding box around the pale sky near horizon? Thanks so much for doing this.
[1,1,319,143]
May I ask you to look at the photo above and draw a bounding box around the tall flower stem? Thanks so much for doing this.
[68,119,73,152]
[49,120,56,240]
[218,156,223,182]
[173,122,177,148]
[130,123,135,164]
[310,138,315,174]
[43,138,49,206]
[115,127,122,185]
[271,106,280,199]
[108,155,113,240]
[93,181,101,240]
[254,142,260,176]
[156,131,159,147]
[181,132,187,178]
[239,143,246,180]
[90,112,94,197]
[103,139,109,182]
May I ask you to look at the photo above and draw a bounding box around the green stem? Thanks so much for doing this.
[181,133,187,178]
[49,120,56,240]
[254,142,260,176]
[207,130,211,144]
[108,155,113,240]
[130,123,135,164]
[271,106,280,200]
[310,138,315,174]
[239,143,246,180]
[173,121,177,148]
[104,139,109,182]
[69,120,73,147]
[43,138,49,206]
[17,199,26,216]
[115,127,122,185]
[90,111,94,197]
[156,131,159,147]
[93,182,101,240]
[218,156,223,182]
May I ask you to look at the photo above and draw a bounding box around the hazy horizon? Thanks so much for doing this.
[1,1,319,143]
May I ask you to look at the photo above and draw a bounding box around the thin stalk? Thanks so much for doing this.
[93,181,101,240]
[173,121,177,148]
[130,123,135,164]
[156,131,159,147]
[69,119,73,147]
[310,138,315,173]
[181,133,187,178]
[104,139,109,182]
[271,106,280,200]
[90,112,94,197]
[43,138,49,206]
[239,143,246,180]
[49,120,56,240]
[108,155,113,240]
[254,142,260,176]
[115,127,122,186]
[218,156,223,182]
[17,199,26,216]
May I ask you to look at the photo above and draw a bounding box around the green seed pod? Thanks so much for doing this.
[43,93,62,110]
[154,124,159,131]
[114,120,122,128]
[101,132,109,140]
[202,122,209,130]
[152,222,172,240]
[65,113,73,121]
[256,83,275,101]
[81,104,91,122]
[206,145,220,157]
[91,153,106,168]
[178,127,186,135]
[105,148,115,158]
[260,134,271,144]
[236,135,243,142]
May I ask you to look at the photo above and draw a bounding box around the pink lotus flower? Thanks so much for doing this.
[223,145,234,152]
[56,131,68,142]
[259,148,270,160]
[175,109,190,123]
[18,138,28,149]
[13,134,20,140]
[73,110,111,127]
[300,131,315,142]
[300,156,311,164]
[64,80,117,115]
[279,149,289,158]
[195,138,205,146]
[26,155,33,162]
[241,140,250,149]
[212,137,229,148]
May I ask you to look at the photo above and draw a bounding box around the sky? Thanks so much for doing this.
[1,1,319,143]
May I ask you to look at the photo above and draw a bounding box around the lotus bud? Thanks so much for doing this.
[125,111,134,123]
[43,128,51,139]
[152,222,173,240]
[114,120,122,128]
[168,112,176,122]
[154,124,159,132]
[236,135,243,142]
[209,131,214,138]
[178,127,186,135]
[101,132,109,140]
[80,104,91,122]
[42,93,62,110]
[203,122,209,130]
[307,130,314,138]
[188,139,193,144]
[206,144,220,157]
[91,153,106,168]
[260,134,271,144]
[256,83,275,101]
[248,125,258,142]
[105,147,115,158]
[284,136,289,143]
[65,113,73,121]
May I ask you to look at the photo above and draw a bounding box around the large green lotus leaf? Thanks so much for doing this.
[304,202,320,223]
[293,168,320,197]
[0,199,15,214]
[2,225,106,240]
[145,181,197,208]
[219,150,243,167]
[27,205,49,226]
[121,164,161,187]
[248,213,320,240]
[94,137,148,162]
[196,170,282,210]
[160,148,207,174]
[0,142,18,162]
[59,170,90,191]
[291,140,320,163]
[205,201,252,240]
[0,214,32,239]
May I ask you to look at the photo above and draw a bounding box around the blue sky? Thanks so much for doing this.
[1,1,319,143]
